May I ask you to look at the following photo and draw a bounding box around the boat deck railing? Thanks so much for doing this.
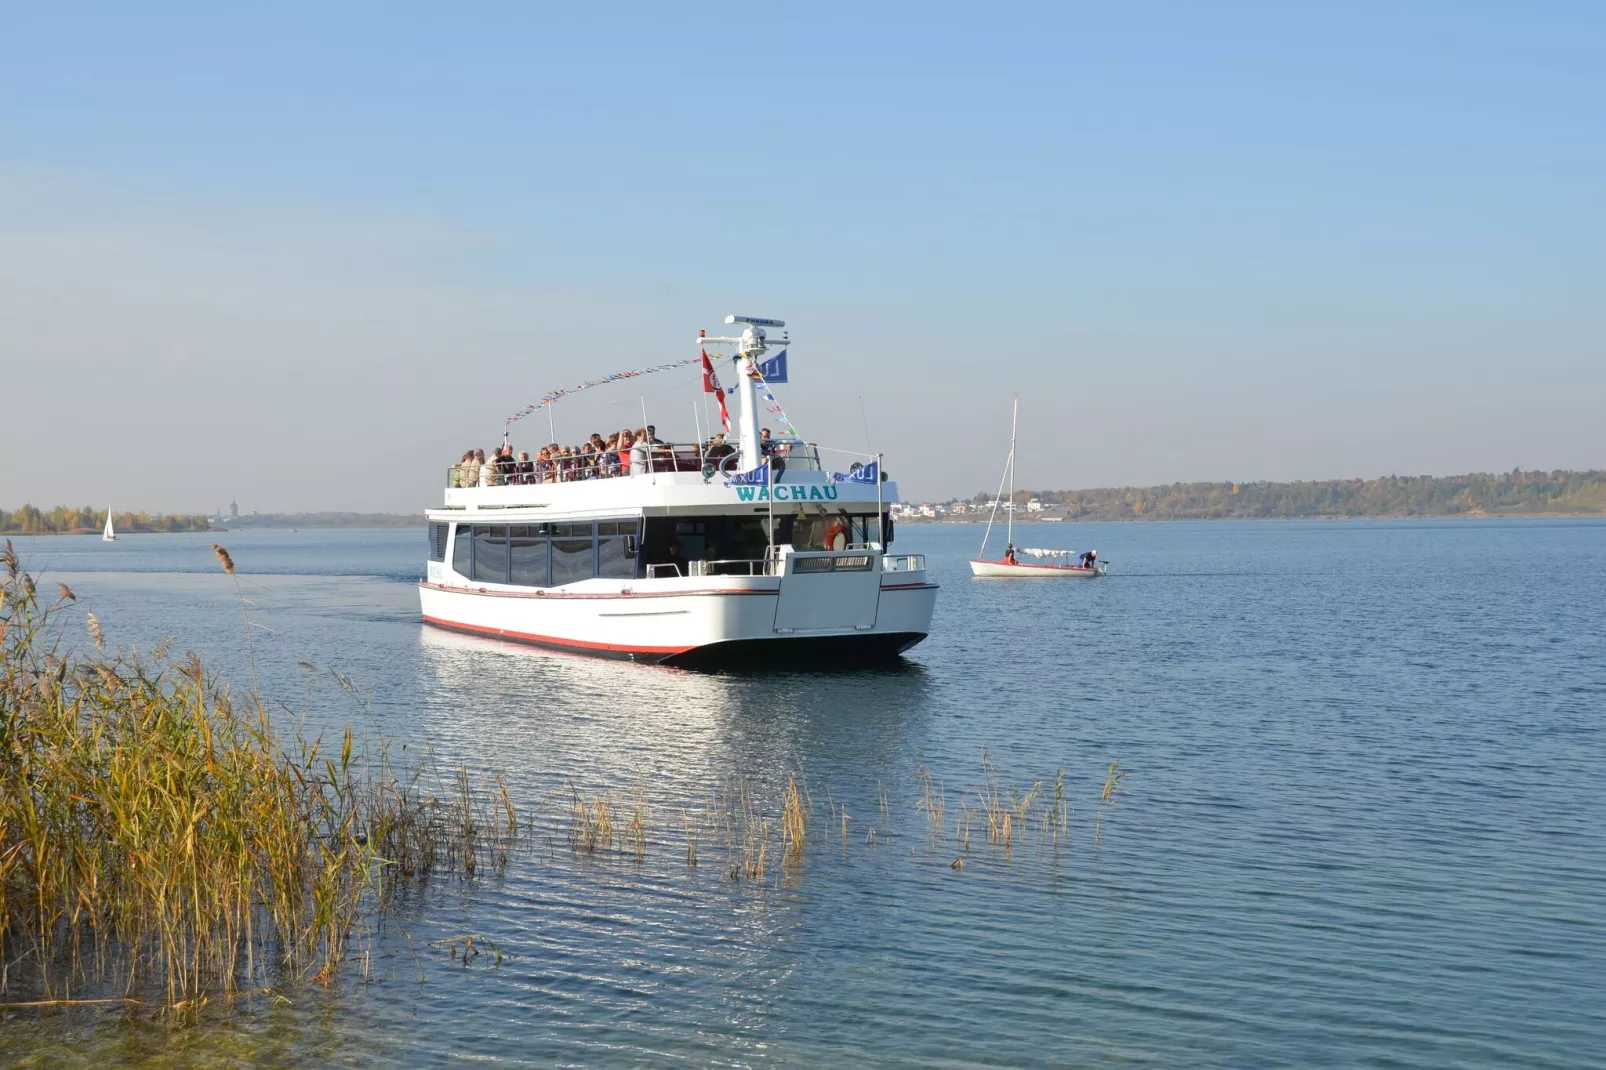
[446,441,827,488]
[686,558,780,577]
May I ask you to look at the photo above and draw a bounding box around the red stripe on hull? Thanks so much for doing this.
[418,580,777,600]
[421,614,694,657]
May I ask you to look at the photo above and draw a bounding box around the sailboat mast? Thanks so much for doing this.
[1005,395,1018,548]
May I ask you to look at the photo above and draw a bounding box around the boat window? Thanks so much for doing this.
[451,522,472,577]
[672,520,709,562]
[729,516,786,560]
[788,512,886,551]
[853,513,887,547]
[595,520,639,580]
[791,517,833,551]
[550,523,593,586]
[428,522,448,562]
[510,524,548,587]
[473,525,509,584]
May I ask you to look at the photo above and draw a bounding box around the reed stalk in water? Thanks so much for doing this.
[0,541,515,1011]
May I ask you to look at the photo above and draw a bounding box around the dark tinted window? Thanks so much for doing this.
[550,523,593,586]
[451,522,472,577]
[473,525,509,584]
[429,522,447,561]
[596,519,637,579]
[510,525,548,587]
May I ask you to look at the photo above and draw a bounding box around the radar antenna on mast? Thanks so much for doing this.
[695,315,791,475]
[699,315,788,357]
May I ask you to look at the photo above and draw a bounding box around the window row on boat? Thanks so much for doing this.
[429,511,892,586]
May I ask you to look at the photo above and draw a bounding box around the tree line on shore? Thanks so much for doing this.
[0,505,213,534]
[980,470,1606,521]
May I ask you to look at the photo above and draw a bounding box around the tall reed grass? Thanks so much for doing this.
[0,542,513,1011]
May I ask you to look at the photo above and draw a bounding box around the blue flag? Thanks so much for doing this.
[831,460,879,484]
[725,461,770,487]
[757,349,788,382]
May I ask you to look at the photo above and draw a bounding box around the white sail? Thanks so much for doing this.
[102,507,117,542]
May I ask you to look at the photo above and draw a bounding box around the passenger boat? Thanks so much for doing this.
[419,315,939,666]
[969,397,1107,579]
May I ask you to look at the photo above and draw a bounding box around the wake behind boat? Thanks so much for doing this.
[970,397,1106,579]
[419,314,939,666]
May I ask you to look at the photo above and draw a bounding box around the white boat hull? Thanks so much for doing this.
[419,561,937,667]
[969,558,1104,579]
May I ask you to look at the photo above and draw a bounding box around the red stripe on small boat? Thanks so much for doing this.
[421,615,695,655]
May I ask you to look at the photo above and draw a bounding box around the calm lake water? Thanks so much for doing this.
[5,519,1604,1067]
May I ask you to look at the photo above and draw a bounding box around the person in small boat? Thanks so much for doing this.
[1004,543,1018,565]
[1078,549,1098,568]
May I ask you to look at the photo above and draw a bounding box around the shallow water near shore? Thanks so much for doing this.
[5,519,1604,1067]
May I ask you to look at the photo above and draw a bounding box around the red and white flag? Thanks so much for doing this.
[701,349,731,432]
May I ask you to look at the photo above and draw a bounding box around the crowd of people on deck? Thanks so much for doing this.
[451,427,752,487]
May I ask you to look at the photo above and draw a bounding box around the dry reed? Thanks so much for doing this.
[0,540,517,1011]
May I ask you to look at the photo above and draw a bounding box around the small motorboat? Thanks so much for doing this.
[969,397,1106,579]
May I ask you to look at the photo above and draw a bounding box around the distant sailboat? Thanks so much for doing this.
[969,398,1106,578]
[102,507,118,542]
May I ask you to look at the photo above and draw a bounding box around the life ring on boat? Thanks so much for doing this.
[824,518,849,551]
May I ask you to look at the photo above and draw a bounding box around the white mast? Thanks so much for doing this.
[976,395,1017,561]
[1006,395,1018,551]
[697,315,787,473]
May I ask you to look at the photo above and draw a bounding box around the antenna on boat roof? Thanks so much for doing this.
[701,315,788,357]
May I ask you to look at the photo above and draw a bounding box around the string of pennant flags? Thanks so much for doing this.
[749,355,801,440]
[505,356,705,425]
[508,349,802,440]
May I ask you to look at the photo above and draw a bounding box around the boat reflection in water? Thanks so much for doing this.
[415,625,936,797]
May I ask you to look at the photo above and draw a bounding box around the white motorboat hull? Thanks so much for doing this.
[969,558,1104,579]
[420,560,937,667]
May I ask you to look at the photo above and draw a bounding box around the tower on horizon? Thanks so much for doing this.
[230,499,238,519]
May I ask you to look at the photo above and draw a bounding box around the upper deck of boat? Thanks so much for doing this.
[434,454,898,521]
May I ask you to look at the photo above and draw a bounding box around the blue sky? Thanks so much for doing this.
[2,2,1601,511]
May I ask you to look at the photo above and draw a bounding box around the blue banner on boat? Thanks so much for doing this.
[725,461,770,487]
[831,460,879,484]
[757,349,788,383]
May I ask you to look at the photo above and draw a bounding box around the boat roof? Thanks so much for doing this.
[428,470,900,524]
